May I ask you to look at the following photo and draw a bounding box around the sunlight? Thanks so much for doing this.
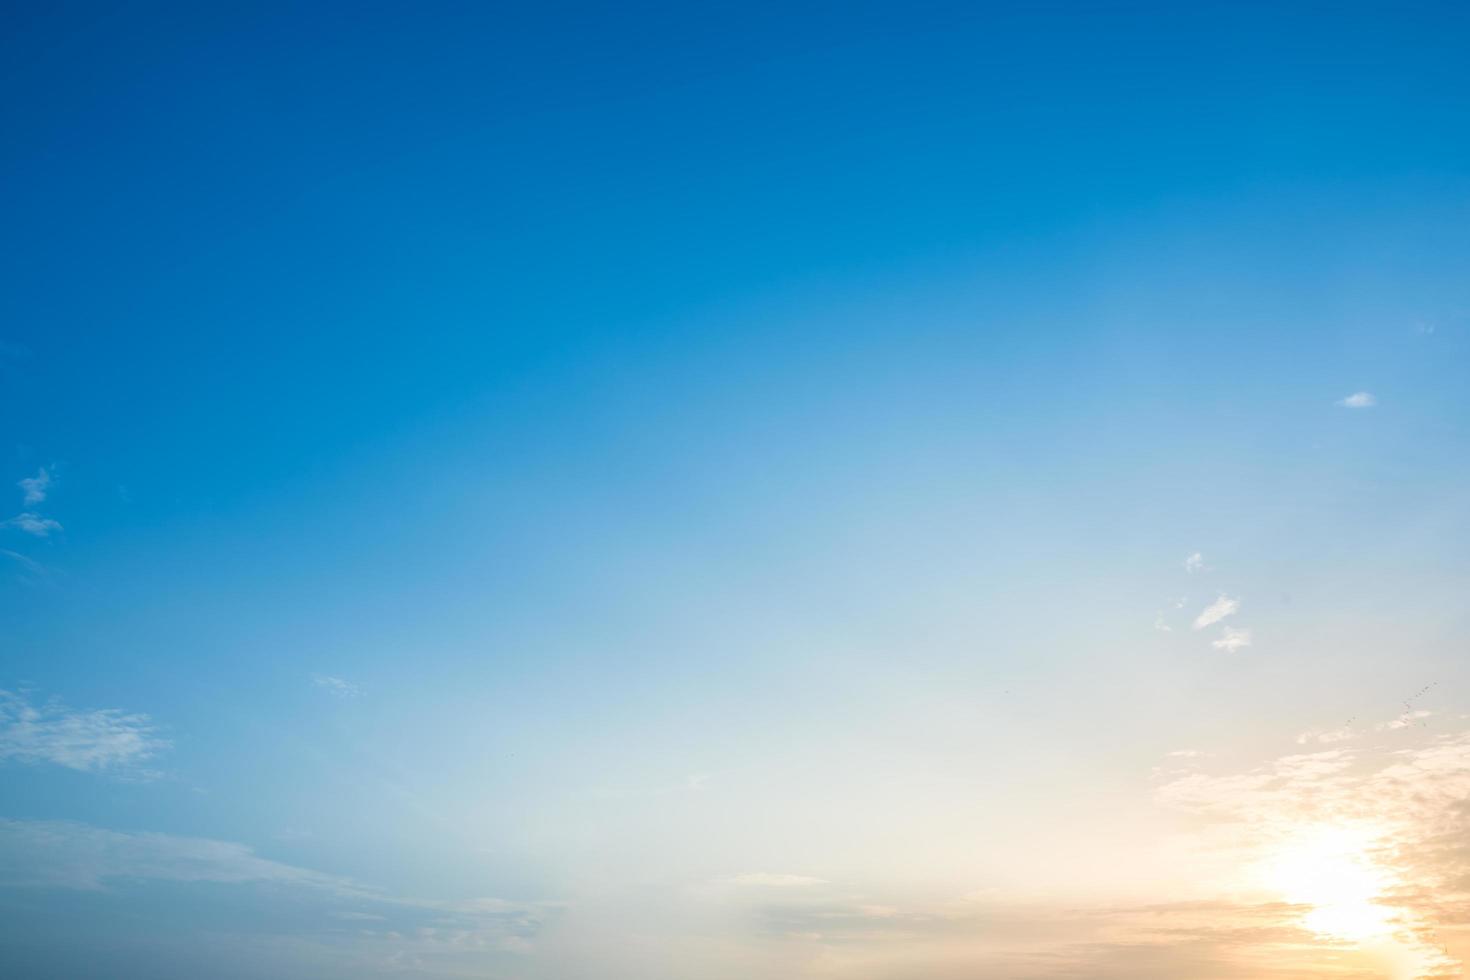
[1264,825,1396,942]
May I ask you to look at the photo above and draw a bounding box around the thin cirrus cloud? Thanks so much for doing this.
[1192,595,1240,631]
[0,818,556,958]
[18,467,50,505]
[1336,391,1377,408]
[311,674,363,698]
[1,513,62,537]
[0,689,169,774]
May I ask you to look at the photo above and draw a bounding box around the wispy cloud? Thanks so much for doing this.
[1211,626,1252,653]
[0,818,557,957]
[1336,391,1377,408]
[1383,709,1432,731]
[18,467,51,505]
[1295,726,1357,746]
[1184,552,1205,573]
[1192,595,1240,631]
[720,872,827,888]
[1,513,62,537]
[311,674,362,698]
[1153,614,1172,633]
[1,549,48,581]
[0,689,169,774]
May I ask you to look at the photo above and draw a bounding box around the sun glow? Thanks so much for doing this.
[1264,825,1397,942]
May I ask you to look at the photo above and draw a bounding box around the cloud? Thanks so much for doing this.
[0,818,556,958]
[1151,725,1470,977]
[0,818,351,892]
[1152,614,1172,633]
[1,512,62,537]
[1210,627,1252,653]
[1336,391,1377,408]
[1295,726,1357,746]
[311,674,362,698]
[0,689,169,774]
[1184,552,1205,573]
[1192,595,1240,631]
[1,549,47,581]
[720,873,828,888]
[18,467,50,505]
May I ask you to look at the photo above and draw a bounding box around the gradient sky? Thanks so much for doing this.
[4,3,1470,978]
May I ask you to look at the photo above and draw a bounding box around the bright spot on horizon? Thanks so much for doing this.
[1264,824,1397,942]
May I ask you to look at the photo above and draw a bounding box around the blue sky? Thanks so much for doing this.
[4,4,1470,978]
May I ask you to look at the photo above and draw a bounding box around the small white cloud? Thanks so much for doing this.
[1382,710,1432,731]
[1337,391,1377,408]
[18,468,51,505]
[0,689,169,774]
[1184,552,1205,573]
[1211,626,1252,653]
[720,873,827,888]
[1,513,62,537]
[1153,614,1172,633]
[1295,726,1357,745]
[1192,595,1240,630]
[311,674,362,699]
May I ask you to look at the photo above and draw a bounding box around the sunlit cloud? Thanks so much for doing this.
[0,689,168,775]
[1382,709,1432,731]
[18,467,51,505]
[1296,726,1358,746]
[1211,626,1252,653]
[1,512,62,537]
[1337,391,1377,408]
[1155,724,1470,978]
[1184,552,1206,573]
[1192,595,1240,630]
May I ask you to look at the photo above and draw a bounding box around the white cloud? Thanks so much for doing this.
[1192,595,1240,630]
[1296,726,1357,745]
[1211,626,1252,653]
[1184,552,1205,573]
[1,512,62,537]
[18,467,51,505]
[1152,614,1172,633]
[1336,391,1377,408]
[311,674,362,698]
[1383,709,1432,731]
[0,689,169,774]
[720,872,827,888]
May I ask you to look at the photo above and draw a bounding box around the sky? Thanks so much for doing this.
[3,3,1470,978]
